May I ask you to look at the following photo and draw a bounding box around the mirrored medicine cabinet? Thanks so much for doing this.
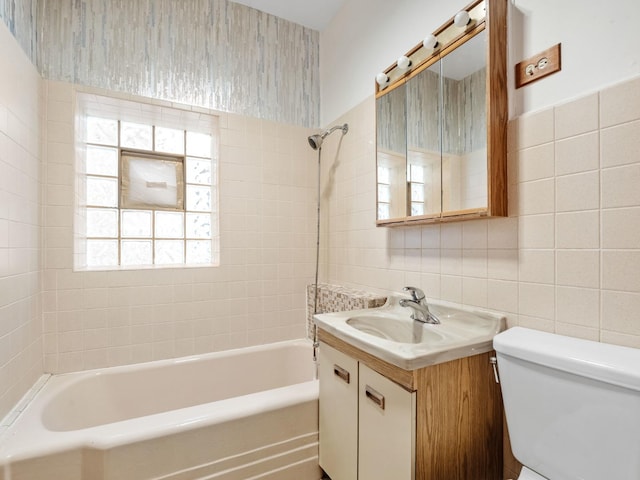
[375,0,507,226]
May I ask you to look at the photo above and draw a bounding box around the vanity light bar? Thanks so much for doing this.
[375,0,486,94]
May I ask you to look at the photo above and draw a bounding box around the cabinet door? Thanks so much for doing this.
[359,364,416,480]
[319,343,358,480]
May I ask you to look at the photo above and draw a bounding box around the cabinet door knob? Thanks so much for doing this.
[365,385,385,410]
[333,364,350,384]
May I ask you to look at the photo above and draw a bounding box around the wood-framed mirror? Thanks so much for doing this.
[375,0,507,226]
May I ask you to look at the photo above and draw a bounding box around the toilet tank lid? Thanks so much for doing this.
[494,327,640,392]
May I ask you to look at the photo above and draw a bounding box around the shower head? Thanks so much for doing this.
[308,123,349,150]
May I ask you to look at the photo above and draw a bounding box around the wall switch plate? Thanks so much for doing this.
[515,43,561,88]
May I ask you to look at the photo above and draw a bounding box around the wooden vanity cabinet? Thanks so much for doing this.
[318,330,503,480]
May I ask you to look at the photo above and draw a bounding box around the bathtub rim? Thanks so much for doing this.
[0,338,318,465]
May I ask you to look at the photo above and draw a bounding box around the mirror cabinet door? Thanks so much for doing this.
[376,83,407,221]
[441,30,487,215]
[406,60,442,218]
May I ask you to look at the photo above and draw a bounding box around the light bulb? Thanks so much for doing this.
[422,34,439,50]
[454,10,471,27]
[376,72,389,88]
[397,55,412,71]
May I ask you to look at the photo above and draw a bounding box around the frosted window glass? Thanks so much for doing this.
[378,184,390,203]
[87,176,118,207]
[411,203,425,216]
[87,117,118,146]
[122,155,183,210]
[87,208,118,238]
[121,240,152,266]
[186,131,212,158]
[377,166,390,185]
[86,146,118,176]
[185,158,212,185]
[411,182,425,202]
[186,185,211,212]
[121,210,152,238]
[155,127,185,154]
[155,211,184,238]
[186,240,211,264]
[155,240,184,264]
[378,203,390,220]
[186,213,211,239]
[87,240,118,267]
[121,121,152,150]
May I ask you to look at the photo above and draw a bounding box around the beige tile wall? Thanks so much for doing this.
[42,81,318,374]
[0,23,43,419]
[322,75,640,348]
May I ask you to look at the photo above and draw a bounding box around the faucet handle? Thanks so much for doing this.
[403,286,425,303]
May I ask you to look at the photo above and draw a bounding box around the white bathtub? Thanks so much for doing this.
[0,339,321,480]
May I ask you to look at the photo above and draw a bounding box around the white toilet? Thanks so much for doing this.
[494,327,640,480]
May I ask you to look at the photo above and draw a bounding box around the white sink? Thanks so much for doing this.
[314,296,506,370]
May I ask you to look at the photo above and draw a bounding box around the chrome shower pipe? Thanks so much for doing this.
[308,123,349,365]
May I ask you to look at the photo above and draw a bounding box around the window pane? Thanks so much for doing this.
[87,208,118,238]
[411,202,425,216]
[377,166,390,185]
[186,213,211,239]
[377,184,390,203]
[155,127,184,154]
[186,240,211,264]
[186,131,212,158]
[86,146,118,176]
[155,240,184,264]
[87,239,118,267]
[121,240,152,266]
[86,176,118,207]
[121,210,152,238]
[185,158,212,185]
[377,203,390,220]
[411,182,425,202]
[122,155,183,210]
[155,211,184,238]
[87,117,118,146]
[121,121,152,150]
[186,185,211,212]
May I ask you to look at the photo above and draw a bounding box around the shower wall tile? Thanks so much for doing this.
[554,93,598,140]
[41,81,318,374]
[0,20,42,421]
[323,75,640,349]
[36,0,320,128]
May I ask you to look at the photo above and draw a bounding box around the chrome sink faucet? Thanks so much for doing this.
[399,286,440,324]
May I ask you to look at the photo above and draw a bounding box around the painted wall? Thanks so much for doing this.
[0,21,42,419]
[321,0,640,124]
[317,0,640,375]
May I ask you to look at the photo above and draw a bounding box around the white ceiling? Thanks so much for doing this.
[229,0,347,31]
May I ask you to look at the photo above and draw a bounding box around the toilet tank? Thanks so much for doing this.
[494,327,640,480]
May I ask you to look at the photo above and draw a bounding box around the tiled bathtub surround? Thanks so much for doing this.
[0,22,43,420]
[36,0,320,127]
[43,81,318,374]
[323,74,640,349]
[306,283,387,337]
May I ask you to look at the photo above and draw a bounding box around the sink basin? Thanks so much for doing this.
[314,296,506,370]
[346,315,447,344]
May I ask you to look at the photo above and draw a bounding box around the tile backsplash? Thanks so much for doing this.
[322,74,640,349]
